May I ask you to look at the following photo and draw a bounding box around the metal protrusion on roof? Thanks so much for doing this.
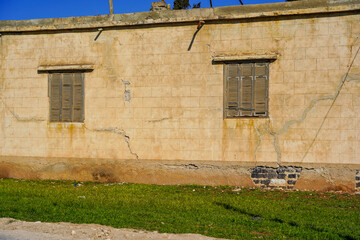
[109,0,114,15]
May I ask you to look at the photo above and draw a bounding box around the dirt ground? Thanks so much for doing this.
[0,218,225,240]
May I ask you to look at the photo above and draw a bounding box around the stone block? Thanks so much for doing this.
[270,179,286,186]
[267,171,278,179]
[277,174,286,179]
[285,167,295,173]
[287,180,297,185]
[260,180,271,185]
[251,173,266,178]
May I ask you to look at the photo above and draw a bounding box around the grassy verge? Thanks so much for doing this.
[0,178,359,239]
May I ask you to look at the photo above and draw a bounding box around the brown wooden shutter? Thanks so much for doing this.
[73,73,84,122]
[254,76,267,116]
[224,62,269,118]
[61,73,73,122]
[226,64,240,117]
[254,63,268,117]
[240,64,253,116]
[50,74,61,122]
[255,63,266,76]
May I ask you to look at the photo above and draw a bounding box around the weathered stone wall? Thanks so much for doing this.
[0,0,360,190]
[250,166,302,189]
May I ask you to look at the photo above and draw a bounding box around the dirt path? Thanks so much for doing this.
[0,218,225,240]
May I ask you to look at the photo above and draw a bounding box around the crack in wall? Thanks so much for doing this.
[87,127,139,161]
[160,163,250,171]
[301,42,360,162]
[254,42,360,166]
[147,117,170,123]
[270,131,282,165]
[0,98,45,122]
[253,121,269,161]
[205,44,216,60]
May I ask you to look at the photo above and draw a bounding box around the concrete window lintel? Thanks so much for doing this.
[213,54,277,62]
[38,65,94,73]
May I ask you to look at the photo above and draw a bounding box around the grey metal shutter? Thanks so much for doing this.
[73,73,84,122]
[50,74,62,122]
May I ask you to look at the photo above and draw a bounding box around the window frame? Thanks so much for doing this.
[223,60,270,119]
[48,71,85,123]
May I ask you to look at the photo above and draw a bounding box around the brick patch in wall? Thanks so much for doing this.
[250,166,302,189]
[356,170,360,192]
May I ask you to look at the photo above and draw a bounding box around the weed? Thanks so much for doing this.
[0,179,359,239]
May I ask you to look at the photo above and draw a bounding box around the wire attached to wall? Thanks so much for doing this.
[301,39,360,162]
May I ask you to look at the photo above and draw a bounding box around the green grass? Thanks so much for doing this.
[0,179,359,239]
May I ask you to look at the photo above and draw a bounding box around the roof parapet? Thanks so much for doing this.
[0,0,360,33]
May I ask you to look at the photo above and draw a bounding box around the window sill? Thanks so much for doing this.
[47,122,85,129]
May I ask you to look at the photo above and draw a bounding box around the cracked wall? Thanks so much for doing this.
[0,6,360,189]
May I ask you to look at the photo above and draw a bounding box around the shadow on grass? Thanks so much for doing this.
[214,202,262,219]
[214,202,356,240]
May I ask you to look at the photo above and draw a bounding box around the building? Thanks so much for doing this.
[0,0,359,191]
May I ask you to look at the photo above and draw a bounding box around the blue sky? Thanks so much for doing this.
[0,0,284,21]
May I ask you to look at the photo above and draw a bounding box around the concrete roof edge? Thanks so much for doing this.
[1,0,360,32]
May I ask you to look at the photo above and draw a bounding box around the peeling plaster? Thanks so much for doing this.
[161,163,249,171]
[122,80,131,103]
[314,167,335,185]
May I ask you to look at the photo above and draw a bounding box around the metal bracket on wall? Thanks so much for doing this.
[188,21,205,51]
[94,28,103,41]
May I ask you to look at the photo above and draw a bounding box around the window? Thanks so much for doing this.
[49,73,84,122]
[224,62,269,118]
